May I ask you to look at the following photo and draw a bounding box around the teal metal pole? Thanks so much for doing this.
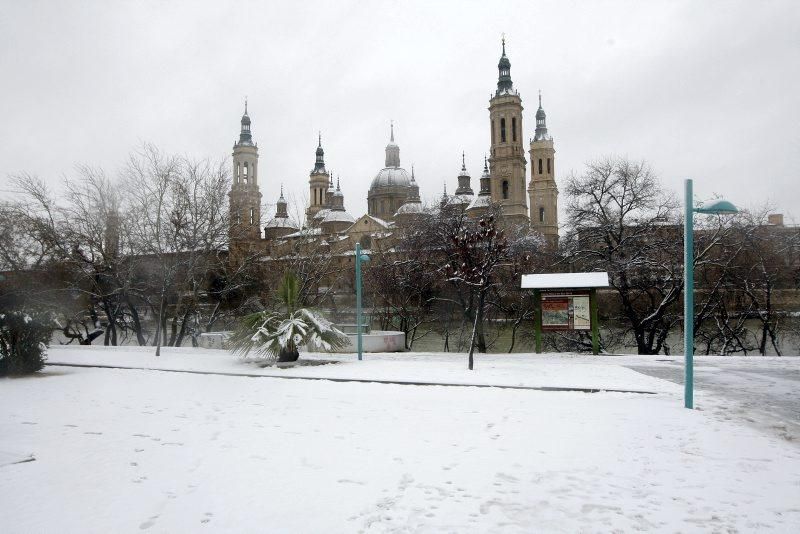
[684,178,694,409]
[355,243,363,361]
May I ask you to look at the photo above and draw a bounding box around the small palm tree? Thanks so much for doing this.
[230,272,349,363]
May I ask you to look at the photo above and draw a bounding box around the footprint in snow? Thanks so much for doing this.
[139,515,158,529]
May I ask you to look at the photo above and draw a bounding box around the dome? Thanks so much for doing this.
[241,113,251,125]
[466,195,492,212]
[536,106,546,120]
[321,209,355,225]
[498,55,510,69]
[370,167,412,190]
[264,216,299,230]
[313,208,330,221]
[396,201,425,215]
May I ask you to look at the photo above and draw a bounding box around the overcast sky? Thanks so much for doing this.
[1,0,799,223]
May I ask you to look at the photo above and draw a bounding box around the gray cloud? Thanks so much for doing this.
[1,0,798,221]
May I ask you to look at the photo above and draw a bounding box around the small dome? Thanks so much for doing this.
[264,216,299,230]
[241,113,251,125]
[370,167,412,190]
[321,210,355,225]
[466,195,492,212]
[498,55,510,69]
[536,107,546,120]
[314,208,330,220]
[396,201,424,216]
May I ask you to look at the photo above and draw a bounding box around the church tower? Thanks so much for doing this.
[488,38,529,224]
[306,133,331,224]
[528,92,559,246]
[229,101,262,243]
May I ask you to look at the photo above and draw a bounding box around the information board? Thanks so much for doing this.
[541,292,592,331]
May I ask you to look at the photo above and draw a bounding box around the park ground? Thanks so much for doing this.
[1,346,799,532]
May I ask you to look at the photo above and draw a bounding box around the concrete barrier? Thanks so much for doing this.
[324,330,406,353]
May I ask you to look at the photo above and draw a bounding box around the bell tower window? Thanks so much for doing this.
[502,180,509,199]
[243,163,249,184]
[538,159,543,175]
[491,120,496,144]
[250,208,255,225]
[547,158,551,174]
[500,118,506,143]
[512,117,517,142]
[539,207,545,223]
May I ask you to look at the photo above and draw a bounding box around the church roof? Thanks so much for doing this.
[264,216,299,230]
[371,167,413,189]
[321,209,356,225]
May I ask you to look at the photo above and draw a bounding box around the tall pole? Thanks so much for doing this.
[684,178,694,409]
[355,243,363,361]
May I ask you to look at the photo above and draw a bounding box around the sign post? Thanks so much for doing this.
[590,289,600,355]
[521,272,610,356]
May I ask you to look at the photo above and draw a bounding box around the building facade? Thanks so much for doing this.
[228,39,560,254]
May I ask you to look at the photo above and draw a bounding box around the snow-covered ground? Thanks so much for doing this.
[1,346,799,532]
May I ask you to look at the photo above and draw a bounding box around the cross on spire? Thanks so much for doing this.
[390,120,394,142]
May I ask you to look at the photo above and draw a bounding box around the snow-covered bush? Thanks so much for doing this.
[0,310,54,376]
[230,272,348,363]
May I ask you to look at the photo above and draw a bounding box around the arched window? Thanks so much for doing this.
[243,162,249,184]
[512,117,517,142]
[539,207,545,223]
[250,208,255,225]
[491,120,496,144]
[547,158,551,174]
[235,163,240,184]
[538,159,543,175]
[502,180,509,199]
[500,118,506,143]
[380,200,385,213]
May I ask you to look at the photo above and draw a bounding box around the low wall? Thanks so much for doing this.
[199,330,406,353]
[330,330,405,353]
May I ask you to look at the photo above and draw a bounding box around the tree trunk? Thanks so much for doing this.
[467,290,487,370]
[126,298,146,346]
[277,346,300,362]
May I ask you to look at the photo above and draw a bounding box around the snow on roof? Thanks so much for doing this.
[368,215,390,228]
[520,272,610,289]
[283,228,322,239]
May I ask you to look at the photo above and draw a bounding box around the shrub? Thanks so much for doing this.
[0,311,53,376]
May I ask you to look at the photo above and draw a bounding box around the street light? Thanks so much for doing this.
[684,178,738,409]
[354,242,370,361]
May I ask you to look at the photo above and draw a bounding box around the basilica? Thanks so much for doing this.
[228,40,559,257]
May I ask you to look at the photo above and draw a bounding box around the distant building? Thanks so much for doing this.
[227,38,560,254]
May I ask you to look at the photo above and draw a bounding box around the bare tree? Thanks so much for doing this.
[444,214,513,370]
[561,156,735,355]
[123,144,231,354]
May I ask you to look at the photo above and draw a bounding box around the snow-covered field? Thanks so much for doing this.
[2,346,799,532]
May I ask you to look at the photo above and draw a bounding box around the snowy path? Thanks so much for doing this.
[2,361,800,532]
[625,358,800,443]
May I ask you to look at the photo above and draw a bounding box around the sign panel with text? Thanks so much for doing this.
[541,292,592,331]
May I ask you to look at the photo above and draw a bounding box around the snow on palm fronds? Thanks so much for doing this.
[230,272,348,361]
